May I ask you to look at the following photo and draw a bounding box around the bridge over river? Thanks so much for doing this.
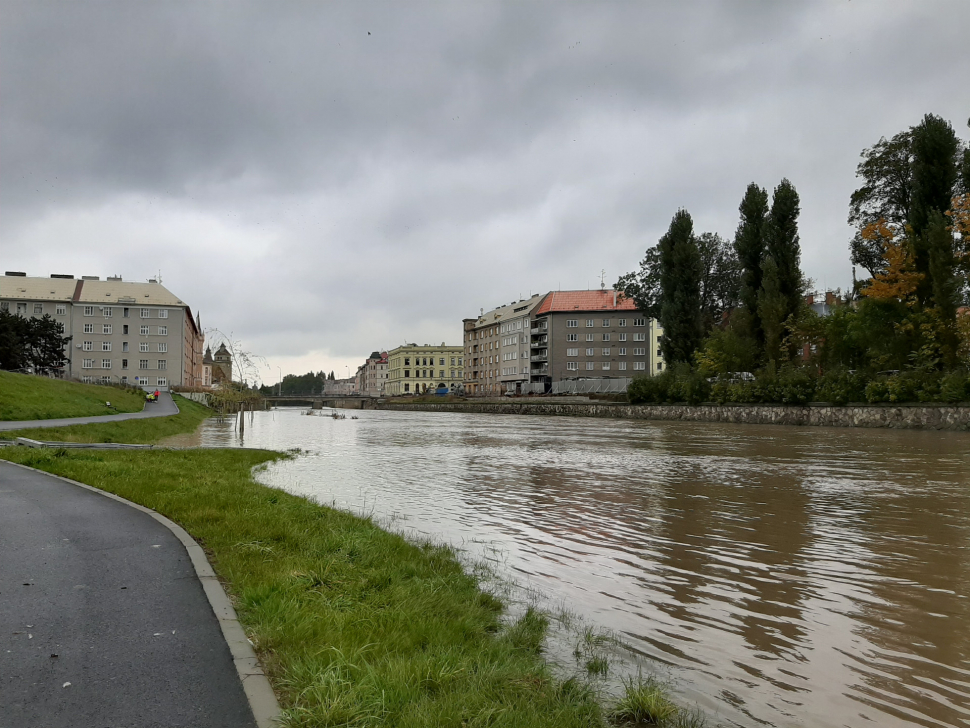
[263,394,377,410]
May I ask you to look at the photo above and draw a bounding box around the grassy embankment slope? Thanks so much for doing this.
[0,370,146,420]
[1,383,696,727]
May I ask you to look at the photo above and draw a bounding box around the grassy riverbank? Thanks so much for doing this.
[0,370,146,420]
[0,393,211,443]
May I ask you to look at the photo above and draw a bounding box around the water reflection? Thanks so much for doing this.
[178,409,970,727]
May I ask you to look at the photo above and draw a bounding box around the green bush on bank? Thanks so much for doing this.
[628,366,970,406]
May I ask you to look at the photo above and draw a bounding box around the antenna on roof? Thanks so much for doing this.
[600,269,606,291]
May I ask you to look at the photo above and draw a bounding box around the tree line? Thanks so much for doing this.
[258,369,338,396]
[0,310,71,374]
[617,112,970,405]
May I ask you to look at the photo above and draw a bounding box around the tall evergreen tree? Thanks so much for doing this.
[763,178,803,323]
[757,257,787,366]
[733,183,769,341]
[658,209,703,364]
[909,114,960,237]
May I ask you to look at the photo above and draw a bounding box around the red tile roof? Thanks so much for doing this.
[534,290,639,315]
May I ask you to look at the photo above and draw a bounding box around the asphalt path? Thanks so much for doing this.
[0,460,257,728]
[0,391,179,432]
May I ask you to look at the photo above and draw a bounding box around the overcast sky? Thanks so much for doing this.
[3,2,968,383]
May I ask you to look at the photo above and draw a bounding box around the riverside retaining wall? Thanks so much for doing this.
[379,401,970,430]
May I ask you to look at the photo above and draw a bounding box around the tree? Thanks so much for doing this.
[757,257,788,366]
[695,232,741,330]
[0,310,29,370]
[204,329,267,387]
[909,114,960,237]
[848,131,913,277]
[614,246,661,320]
[658,209,703,364]
[858,220,923,304]
[27,314,71,374]
[734,184,769,343]
[764,179,804,324]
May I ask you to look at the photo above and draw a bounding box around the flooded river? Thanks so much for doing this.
[173,408,970,727]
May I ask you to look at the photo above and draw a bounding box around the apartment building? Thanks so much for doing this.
[529,290,663,393]
[0,272,204,390]
[385,343,463,396]
[463,294,545,396]
[356,351,388,397]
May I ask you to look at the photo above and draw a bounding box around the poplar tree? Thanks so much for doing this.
[733,183,769,341]
[658,209,703,364]
[763,178,803,323]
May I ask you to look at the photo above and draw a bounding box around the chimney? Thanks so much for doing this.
[81,275,100,280]
[5,271,26,276]
[50,274,74,279]
[613,290,617,307]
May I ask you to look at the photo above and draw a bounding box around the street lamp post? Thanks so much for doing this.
[278,366,282,397]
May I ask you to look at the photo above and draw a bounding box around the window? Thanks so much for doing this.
[451,369,456,378]
[439,370,445,378]
[140,342,149,352]
[82,359,94,368]
[658,362,663,370]
[586,319,594,327]
[0,302,8,312]
[121,376,128,383]
[103,324,112,334]
[602,362,611,370]
[618,362,627,371]
[103,307,112,318]
[586,334,594,342]
[619,333,627,342]
[158,343,167,353]
[618,319,626,327]
[566,362,579,371]
[102,342,111,351]
[404,357,410,365]
[102,359,111,369]
[123,308,130,318]
[404,383,410,392]
[602,334,610,341]
[140,308,150,318]
[82,341,93,351]
[586,348,594,356]
[602,319,610,327]
[122,342,129,352]
[33,303,43,314]
[633,318,645,326]
[586,362,594,370]
[139,360,149,369]
[156,378,167,386]
[458,358,463,365]
[634,362,646,371]
[566,333,578,342]
[439,358,445,366]
[83,323,94,334]
[657,349,662,357]
[566,320,578,328]
[158,309,168,319]
[633,333,646,341]
[122,359,128,369]
[634,348,646,356]
[451,357,456,366]
[566,348,578,356]
[101,376,112,384]
[123,325,129,335]
[619,348,627,356]
[158,326,167,335]
[157,360,167,370]
[404,370,410,378]
[84,306,94,316]
[602,348,610,356]
[140,325,149,335]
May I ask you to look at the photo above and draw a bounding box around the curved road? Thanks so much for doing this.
[0,391,180,432]
[0,461,257,728]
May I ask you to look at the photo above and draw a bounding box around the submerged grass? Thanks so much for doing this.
[0,446,607,727]
[609,676,681,726]
[0,394,211,443]
[0,370,145,420]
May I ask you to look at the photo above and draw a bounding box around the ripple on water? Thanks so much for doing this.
[190,408,970,728]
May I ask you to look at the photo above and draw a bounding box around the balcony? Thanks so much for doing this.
[530,325,548,334]
[530,352,548,362]
[530,364,549,375]
[531,334,548,346]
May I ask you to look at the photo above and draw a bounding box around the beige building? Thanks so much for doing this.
[386,343,463,396]
[463,294,545,396]
[0,272,204,390]
[356,351,388,397]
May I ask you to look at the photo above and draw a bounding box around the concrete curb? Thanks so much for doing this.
[3,460,282,728]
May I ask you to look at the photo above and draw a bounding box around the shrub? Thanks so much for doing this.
[939,369,970,403]
[753,366,816,405]
[816,368,869,405]
[609,676,679,725]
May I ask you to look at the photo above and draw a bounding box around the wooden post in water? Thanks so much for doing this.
[239,401,245,433]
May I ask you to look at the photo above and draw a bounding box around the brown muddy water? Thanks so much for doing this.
[170,408,970,727]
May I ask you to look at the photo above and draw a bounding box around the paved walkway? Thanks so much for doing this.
[0,461,257,728]
[0,391,179,432]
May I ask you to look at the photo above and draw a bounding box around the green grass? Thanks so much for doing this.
[0,394,211,443]
[0,370,146,420]
[609,677,681,726]
[0,446,606,727]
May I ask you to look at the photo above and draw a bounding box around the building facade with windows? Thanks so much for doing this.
[0,272,204,390]
[463,294,545,396]
[529,290,663,393]
[356,351,388,397]
[385,343,463,396]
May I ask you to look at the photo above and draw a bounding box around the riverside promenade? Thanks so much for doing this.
[0,460,259,728]
[0,391,179,432]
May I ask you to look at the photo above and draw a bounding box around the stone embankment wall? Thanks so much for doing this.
[379,401,970,430]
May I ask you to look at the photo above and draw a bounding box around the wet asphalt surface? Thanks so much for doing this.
[0,460,256,728]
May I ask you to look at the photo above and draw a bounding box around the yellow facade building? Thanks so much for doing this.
[385,343,464,395]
